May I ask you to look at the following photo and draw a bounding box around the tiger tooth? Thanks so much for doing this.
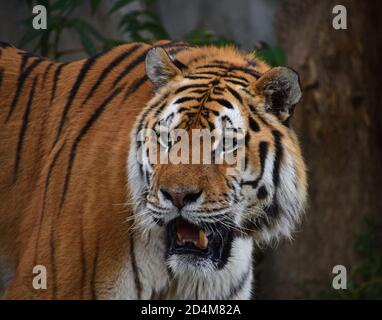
[198,230,208,249]
[176,232,184,246]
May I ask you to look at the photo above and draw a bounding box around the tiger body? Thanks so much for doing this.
[0,40,307,299]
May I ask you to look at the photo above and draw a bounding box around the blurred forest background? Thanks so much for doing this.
[0,0,381,299]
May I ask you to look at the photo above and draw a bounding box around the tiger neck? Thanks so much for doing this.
[163,237,254,300]
[106,228,254,299]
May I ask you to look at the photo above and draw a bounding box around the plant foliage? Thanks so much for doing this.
[297,219,382,299]
[19,0,286,66]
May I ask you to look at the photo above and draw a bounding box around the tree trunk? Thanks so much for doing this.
[256,0,382,299]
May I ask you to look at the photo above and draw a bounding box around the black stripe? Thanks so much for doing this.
[226,74,251,83]
[59,87,122,210]
[185,75,212,80]
[174,83,208,94]
[42,62,54,84]
[90,236,100,299]
[154,41,176,49]
[138,163,144,179]
[197,62,261,79]
[0,67,4,88]
[241,141,268,189]
[174,96,197,105]
[271,130,283,187]
[171,58,187,70]
[0,41,12,48]
[152,216,164,226]
[248,116,260,132]
[207,108,220,116]
[205,118,215,130]
[211,59,227,64]
[264,201,280,217]
[178,104,198,111]
[168,46,189,55]
[123,75,148,101]
[225,268,251,299]
[136,93,170,134]
[84,44,141,105]
[6,57,43,121]
[42,142,67,221]
[144,169,150,186]
[215,98,234,109]
[50,63,67,106]
[258,141,269,176]
[221,115,233,125]
[52,51,105,149]
[225,78,248,86]
[80,210,86,299]
[226,65,261,78]
[20,53,29,71]
[19,51,43,59]
[14,76,37,180]
[240,68,262,79]
[158,41,189,49]
[48,142,66,299]
[112,48,149,87]
[189,89,208,94]
[246,60,257,68]
[217,225,234,269]
[34,141,66,268]
[129,233,142,299]
[50,204,58,298]
[241,88,251,95]
[248,104,271,127]
[213,86,224,93]
[226,85,243,104]
[191,71,225,77]
[196,63,228,70]
[245,132,250,149]
[177,106,191,113]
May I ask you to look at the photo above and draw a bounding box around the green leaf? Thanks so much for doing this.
[109,0,134,14]
[102,38,125,51]
[90,0,102,15]
[118,10,141,28]
[255,47,287,67]
[185,27,235,47]
[70,18,106,41]
[140,21,168,39]
[22,0,37,8]
[51,0,72,11]
[75,27,96,55]
[51,0,83,15]
[18,29,42,48]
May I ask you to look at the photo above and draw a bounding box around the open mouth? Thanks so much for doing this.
[166,217,234,269]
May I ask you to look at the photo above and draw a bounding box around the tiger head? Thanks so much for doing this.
[128,45,307,275]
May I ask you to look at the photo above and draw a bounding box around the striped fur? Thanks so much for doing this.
[0,40,307,299]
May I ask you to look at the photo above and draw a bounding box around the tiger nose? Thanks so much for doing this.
[160,188,202,209]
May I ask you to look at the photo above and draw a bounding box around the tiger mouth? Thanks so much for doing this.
[166,217,234,269]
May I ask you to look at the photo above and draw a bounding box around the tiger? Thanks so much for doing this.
[0,39,307,299]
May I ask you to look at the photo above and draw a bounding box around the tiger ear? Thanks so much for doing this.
[254,67,302,124]
[145,47,182,91]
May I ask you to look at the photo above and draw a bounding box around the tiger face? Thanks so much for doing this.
[128,46,307,276]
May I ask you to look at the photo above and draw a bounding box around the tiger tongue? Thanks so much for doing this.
[176,218,199,241]
[175,218,208,250]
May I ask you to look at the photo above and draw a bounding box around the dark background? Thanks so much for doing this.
[0,0,381,299]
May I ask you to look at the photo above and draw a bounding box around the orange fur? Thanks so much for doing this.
[0,40,307,299]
